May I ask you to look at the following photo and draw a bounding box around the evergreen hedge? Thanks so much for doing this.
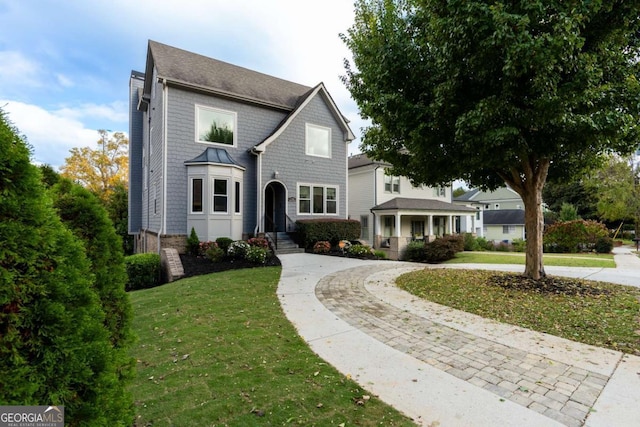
[296,219,360,248]
[124,253,162,291]
[0,109,134,425]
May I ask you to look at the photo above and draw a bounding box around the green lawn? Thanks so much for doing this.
[445,251,616,267]
[396,269,640,355]
[128,267,415,426]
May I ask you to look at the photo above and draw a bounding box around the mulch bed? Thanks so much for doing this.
[488,273,611,297]
[179,254,282,278]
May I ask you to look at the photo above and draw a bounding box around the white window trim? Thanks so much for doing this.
[211,177,230,214]
[189,177,205,215]
[297,183,339,216]
[305,123,331,158]
[195,105,237,147]
[384,174,400,194]
[234,180,242,215]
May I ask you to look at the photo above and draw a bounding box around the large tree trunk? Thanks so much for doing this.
[501,157,550,280]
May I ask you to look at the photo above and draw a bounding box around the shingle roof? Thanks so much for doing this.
[372,197,475,212]
[348,153,389,169]
[453,189,480,202]
[147,40,312,110]
[483,209,525,225]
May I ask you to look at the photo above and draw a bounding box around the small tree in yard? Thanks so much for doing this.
[342,0,640,279]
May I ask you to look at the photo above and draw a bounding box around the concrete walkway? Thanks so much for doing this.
[277,247,640,426]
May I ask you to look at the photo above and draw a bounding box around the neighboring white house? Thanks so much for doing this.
[348,154,476,259]
[482,209,526,243]
[453,186,524,238]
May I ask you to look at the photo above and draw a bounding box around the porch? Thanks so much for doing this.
[371,198,476,260]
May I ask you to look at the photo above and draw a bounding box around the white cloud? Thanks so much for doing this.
[54,101,129,124]
[1,100,103,169]
[0,51,42,89]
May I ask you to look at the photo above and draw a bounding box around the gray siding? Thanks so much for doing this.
[128,72,144,234]
[163,86,289,236]
[262,94,349,220]
[145,74,164,234]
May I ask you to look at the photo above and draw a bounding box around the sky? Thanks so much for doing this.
[0,0,366,170]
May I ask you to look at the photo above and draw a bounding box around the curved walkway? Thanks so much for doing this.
[277,249,640,426]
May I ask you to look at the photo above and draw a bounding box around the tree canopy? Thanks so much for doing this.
[60,129,128,200]
[342,0,640,278]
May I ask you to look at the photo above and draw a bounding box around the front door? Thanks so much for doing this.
[264,182,286,232]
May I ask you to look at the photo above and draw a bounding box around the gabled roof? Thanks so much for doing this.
[252,83,355,152]
[453,188,480,202]
[454,186,521,203]
[372,197,475,212]
[145,40,311,110]
[483,209,525,225]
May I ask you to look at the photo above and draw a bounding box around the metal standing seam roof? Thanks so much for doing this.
[372,197,476,212]
[184,147,245,169]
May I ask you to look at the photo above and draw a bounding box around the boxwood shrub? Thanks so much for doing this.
[296,218,360,248]
[124,253,161,291]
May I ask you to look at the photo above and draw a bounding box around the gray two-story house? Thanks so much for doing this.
[129,40,354,253]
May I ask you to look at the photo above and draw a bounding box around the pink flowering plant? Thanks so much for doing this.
[198,241,218,257]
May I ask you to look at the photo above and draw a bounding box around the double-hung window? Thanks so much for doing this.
[191,178,203,213]
[298,184,338,215]
[384,173,400,193]
[213,178,228,213]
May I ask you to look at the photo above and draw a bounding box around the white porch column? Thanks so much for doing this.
[428,215,433,235]
[448,215,453,234]
[395,213,401,237]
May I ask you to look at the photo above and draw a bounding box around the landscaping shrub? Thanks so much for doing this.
[404,240,426,261]
[205,246,225,262]
[595,236,614,254]
[544,220,608,253]
[296,218,360,248]
[198,241,217,257]
[187,227,200,256]
[476,236,495,251]
[227,240,250,259]
[424,238,458,263]
[215,237,234,253]
[463,233,480,251]
[313,241,331,254]
[248,237,269,248]
[373,250,388,259]
[0,109,134,425]
[441,234,464,252]
[496,241,511,252]
[246,246,270,264]
[124,253,161,291]
[347,244,372,257]
[512,238,526,252]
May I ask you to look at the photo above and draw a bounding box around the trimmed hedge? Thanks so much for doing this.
[124,253,161,291]
[296,218,360,248]
[403,236,463,263]
[544,220,609,253]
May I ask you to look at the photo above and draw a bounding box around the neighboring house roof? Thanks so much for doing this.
[348,153,389,169]
[454,188,480,202]
[483,209,525,225]
[184,147,245,170]
[372,197,475,212]
[453,187,521,203]
[145,40,311,110]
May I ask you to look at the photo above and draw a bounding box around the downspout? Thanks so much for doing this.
[371,165,381,248]
[161,78,168,253]
[252,145,265,235]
